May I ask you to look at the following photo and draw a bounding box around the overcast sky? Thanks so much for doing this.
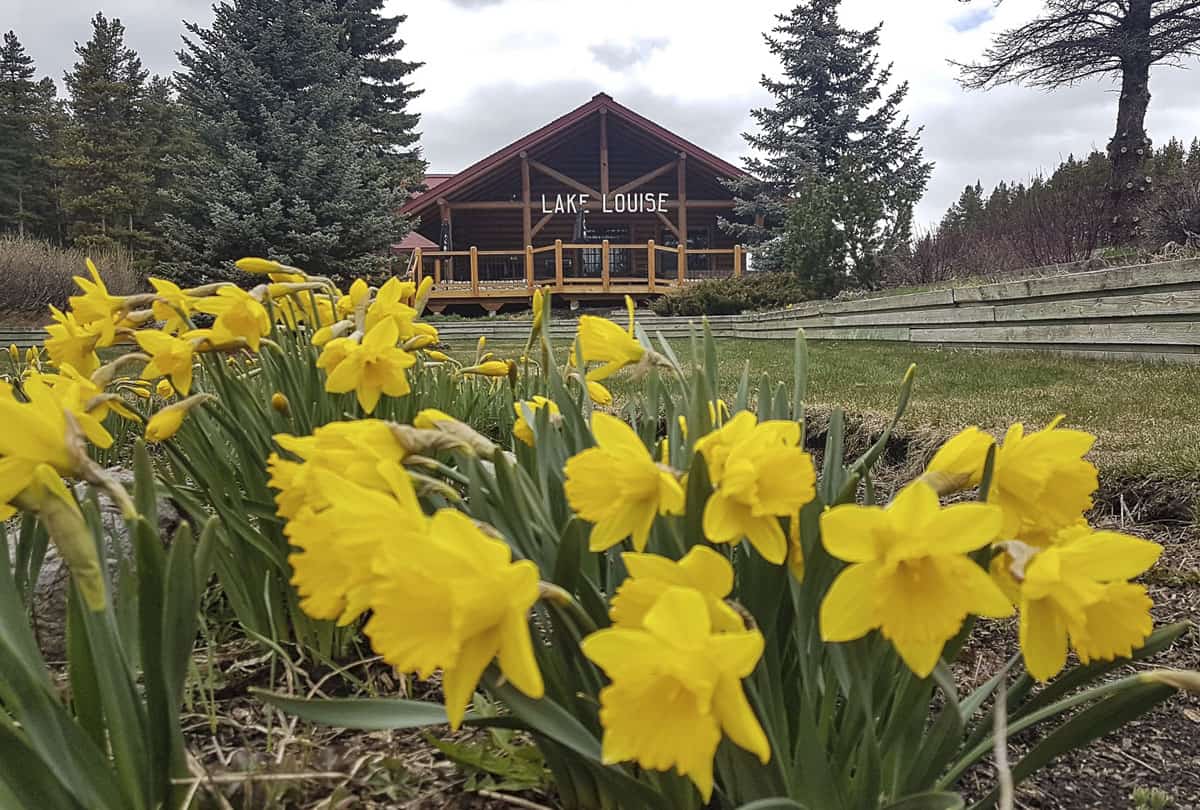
[8,0,1200,225]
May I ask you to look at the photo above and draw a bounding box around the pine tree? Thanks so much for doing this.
[137,76,198,256]
[724,0,932,290]
[164,0,401,283]
[0,31,57,238]
[331,0,425,191]
[57,14,151,252]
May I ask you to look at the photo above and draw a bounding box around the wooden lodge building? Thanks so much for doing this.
[397,93,755,312]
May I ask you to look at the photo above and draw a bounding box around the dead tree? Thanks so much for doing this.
[955,1,1200,244]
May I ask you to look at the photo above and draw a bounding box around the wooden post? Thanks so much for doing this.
[554,239,564,289]
[440,200,453,280]
[677,153,688,284]
[647,239,656,292]
[520,152,532,250]
[413,248,423,284]
[434,258,442,284]
[733,244,743,278]
[469,246,479,296]
[601,239,611,292]
[525,245,534,293]
[599,109,610,197]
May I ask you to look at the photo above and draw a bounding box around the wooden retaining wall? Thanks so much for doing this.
[4,258,1199,362]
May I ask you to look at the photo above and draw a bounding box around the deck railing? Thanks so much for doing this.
[409,240,747,301]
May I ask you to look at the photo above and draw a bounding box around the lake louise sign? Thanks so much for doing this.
[540,192,670,215]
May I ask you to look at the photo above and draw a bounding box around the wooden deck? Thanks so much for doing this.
[410,239,747,312]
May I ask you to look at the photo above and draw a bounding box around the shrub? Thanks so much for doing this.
[650,272,807,316]
[0,237,141,315]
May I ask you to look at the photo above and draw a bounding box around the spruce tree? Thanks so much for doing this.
[725,0,932,290]
[57,14,151,252]
[331,0,425,191]
[0,31,59,238]
[164,0,401,283]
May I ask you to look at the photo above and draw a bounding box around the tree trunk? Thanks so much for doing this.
[1107,0,1153,246]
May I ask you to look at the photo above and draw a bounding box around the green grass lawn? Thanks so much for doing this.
[711,339,1200,478]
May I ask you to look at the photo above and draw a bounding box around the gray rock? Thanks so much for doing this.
[5,468,181,661]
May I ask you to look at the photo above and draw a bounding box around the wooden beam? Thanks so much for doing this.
[443,200,525,210]
[611,159,676,196]
[677,153,688,284]
[554,239,564,289]
[733,244,742,278]
[531,210,554,238]
[528,158,601,199]
[599,109,610,196]
[601,239,611,292]
[525,245,534,293]
[647,240,656,291]
[656,211,680,241]
[440,201,453,280]
[664,200,734,209]
[521,153,532,250]
[469,246,479,296]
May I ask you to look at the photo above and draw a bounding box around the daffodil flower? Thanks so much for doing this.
[610,546,745,632]
[321,319,416,414]
[136,329,197,395]
[819,481,1013,677]
[1007,523,1161,681]
[564,412,684,552]
[365,508,545,729]
[148,277,197,334]
[581,587,770,801]
[43,305,103,375]
[192,286,272,351]
[696,412,816,564]
[513,396,560,446]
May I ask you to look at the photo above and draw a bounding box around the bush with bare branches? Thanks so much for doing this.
[0,237,141,316]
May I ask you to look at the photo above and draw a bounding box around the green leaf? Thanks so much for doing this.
[253,690,454,730]
[736,799,809,810]
[0,719,84,810]
[883,791,964,810]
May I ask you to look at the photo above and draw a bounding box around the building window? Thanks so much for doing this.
[581,225,631,276]
[659,227,711,275]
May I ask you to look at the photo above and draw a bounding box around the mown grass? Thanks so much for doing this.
[713,339,1200,478]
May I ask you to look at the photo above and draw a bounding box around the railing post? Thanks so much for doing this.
[525,245,534,293]
[647,239,656,292]
[554,239,564,289]
[601,239,611,292]
[434,258,442,284]
[413,248,423,284]
[677,244,686,285]
[470,246,479,296]
[733,244,742,278]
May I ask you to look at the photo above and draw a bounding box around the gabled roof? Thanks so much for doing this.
[402,92,748,215]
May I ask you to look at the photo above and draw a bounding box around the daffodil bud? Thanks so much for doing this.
[7,344,18,364]
[424,349,452,363]
[587,380,612,405]
[236,257,300,276]
[146,393,215,442]
[271,391,290,415]
[461,360,512,378]
[413,275,434,315]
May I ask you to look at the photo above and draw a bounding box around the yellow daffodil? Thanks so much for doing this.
[610,546,744,632]
[321,319,416,414]
[0,376,77,513]
[424,349,452,363]
[136,329,197,395]
[271,392,290,414]
[193,286,272,351]
[155,379,175,398]
[268,419,408,519]
[513,396,560,446]
[36,365,140,449]
[148,277,196,334]
[581,587,770,800]
[696,412,816,564]
[365,507,544,729]
[819,481,1013,677]
[7,344,19,365]
[286,463,425,625]
[586,380,613,406]
[413,275,434,314]
[1005,524,1161,681]
[461,359,513,377]
[68,259,126,341]
[43,306,103,374]
[145,394,213,443]
[576,315,645,381]
[364,277,418,334]
[922,426,994,494]
[564,412,684,552]
[236,257,293,275]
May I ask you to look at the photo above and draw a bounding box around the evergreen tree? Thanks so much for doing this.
[724,0,932,291]
[164,0,401,283]
[331,0,425,191]
[0,31,59,238]
[57,14,151,252]
[137,76,198,255]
